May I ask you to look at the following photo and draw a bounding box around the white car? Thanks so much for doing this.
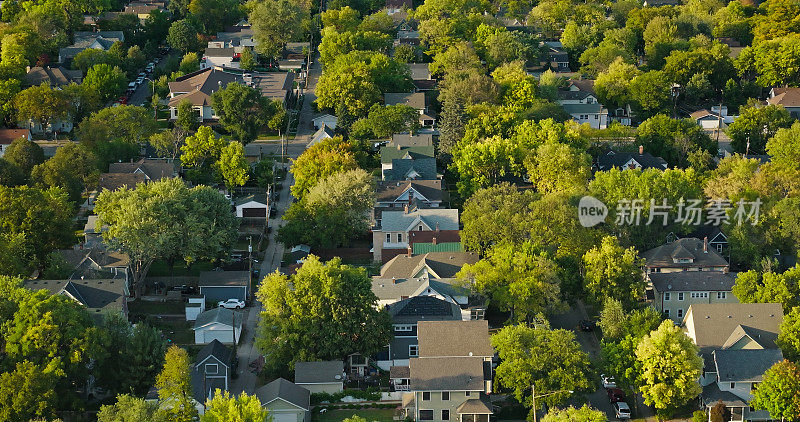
[614,402,631,419]
[218,299,245,309]
[601,374,616,388]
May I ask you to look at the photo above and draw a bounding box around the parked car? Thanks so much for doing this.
[601,374,616,388]
[613,402,631,419]
[218,299,245,309]
[171,285,196,294]
[606,388,626,403]
[579,319,596,331]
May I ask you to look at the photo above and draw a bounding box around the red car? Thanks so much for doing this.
[607,388,626,403]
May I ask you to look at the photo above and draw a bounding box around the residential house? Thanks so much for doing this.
[556,84,608,129]
[372,206,459,262]
[649,271,738,321]
[255,378,311,422]
[643,0,681,5]
[380,144,435,179]
[167,67,294,122]
[191,339,234,413]
[307,125,335,148]
[372,275,471,309]
[235,194,269,218]
[280,42,309,71]
[312,114,338,130]
[682,303,784,421]
[59,31,124,64]
[25,278,129,322]
[376,295,463,371]
[391,133,433,147]
[108,158,179,180]
[375,179,444,223]
[58,247,130,280]
[642,237,730,273]
[198,270,250,303]
[403,320,494,422]
[767,87,800,119]
[595,148,669,171]
[690,106,735,130]
[201,47,240,69]
[385,158,438,181]
[294,361,344,394]
[25,66,82,87]
[543,42,570,72]
[124,1,167,20]
[409,63,436,92]
[386,0,412,14]
[385,92,435,127]
[193,307,244,344]
[0,128,31,157]
[214,25,256,49]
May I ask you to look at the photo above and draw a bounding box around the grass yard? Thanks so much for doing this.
[128,300,185,315]
[149,318,194,345]
[148,260,215,277]
[313,409,396,422]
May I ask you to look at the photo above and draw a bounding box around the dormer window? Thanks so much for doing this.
[205,364,218,375]
[674,258,694,264]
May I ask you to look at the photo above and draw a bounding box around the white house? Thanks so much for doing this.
[312,114,338,130]
[193,307,243,344]
[557,87,608,129]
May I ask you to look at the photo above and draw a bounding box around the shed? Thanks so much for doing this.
[198,270,250,303]
[186,297,206,321]
[193,307,244,344]
[235,194,269,218]
[294,361,344,394]
[256,378,311,422]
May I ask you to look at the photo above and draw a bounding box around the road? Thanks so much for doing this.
[230,56,321,395]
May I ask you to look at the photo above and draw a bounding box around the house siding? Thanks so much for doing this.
[297,382,342,394]
[200,286,247,303]
[654,290,738,322]
[415,391,478,422]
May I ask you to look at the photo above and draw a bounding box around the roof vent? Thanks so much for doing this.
[468,352,473,356]
[705,316,710,319]
[727,315,732,318]
[748,314,753,318]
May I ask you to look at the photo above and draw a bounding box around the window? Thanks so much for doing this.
[205,364,218,375]
[678,293,684,301]
[716,244,723,253]
[420,410,434,421]
[395,325,413,332]
[386,233,391,243]
[718,292,727,299]
[442,410,450,420]
[397,233,403,243]
[664,309,670,317]
[418,225,423,231]
[593,115,598,119]
[664,292,671,301]
[730,382,735,389]
[587,97,594,104]
[422,392,430,401]
[442,392,450,401]
[409,345,419,357]
[677,309,683,318]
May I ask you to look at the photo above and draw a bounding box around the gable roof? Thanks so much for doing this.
[767,88,800,108]
[417,320,493,358]
[308,125,335,147]
[97,172,147,191]
[390,133,433,147]
[191,370,227,403]
[372,277,471,302]
[408,64,431,81]
[25,66,82,87]
[690,109,725,120]
[649,271,737,293]
[642,238,728,269]
[193,307,244,330]
[26,279,126,315]
[255,378,310,410]
[384,92,426,110]
[557,90,595,101]
[409,356,487,391]
[198,270,250,287]
[376,180,443,204]
[108,158,176,180]
[379,207,458,232]
[294,361,343,384]
[685,303,783,358]
[381,145,435,164]
[387,295,462,324]
[168,68,293,107]
[387,158,438,180]
[713,349,783,382]
[597,151,669,171]
[380,252,478,280]
[235,193,268,207]
[196,339,234,368]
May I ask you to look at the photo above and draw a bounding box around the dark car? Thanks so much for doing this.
[607,388,626,403]
[171,285,196,294]
[579,320,596,331]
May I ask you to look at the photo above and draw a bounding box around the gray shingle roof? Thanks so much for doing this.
[372,278,470,302]
[26,279,126,315]
[376,180,443,204]
[649,272,737,293]
[25,66,82,87]
[255,378,310,410]
[379,208,458,232]
[408,64,431,81]
[561,103,603,114]
[386,158,438,180]
[198,271,250,287]
[391,133,433,147]
[685,303,783,361]
[597,151,669,171]
[235,194,268,207]
[418,320,493,358]
[713,349,783,382]
[387,295,462,324]
[643,238,729,269]
[379,252,478,280]
[308,125,335,147]
[196,339,234,368]
[193,307,244,330]
[390,365,410,378]
[410,356,486,391]
[192,370,227,403]
[701,382,747,407]
[456,398,493,414]
[385,92,426,110]
[294,361,343,384]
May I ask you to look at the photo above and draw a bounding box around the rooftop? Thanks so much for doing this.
[685,303,783,355]
[25,279,126,316]
[379,207,458,232]
[254,378,310,410]
[713,349,783,382]
[380,252,478,280]
[385,158,438,181]
[387,295,462,324]
[649,271,737,292]
[380,145,435,164]
[376,179,443,204]
[768,88,800,107]
[409,356,487,391]
[642,238,729,269]
[417,320,493,358]
[372,278,470,302]
[25,66,83,87]
[597,151,669,171]
[294,361,344,384]
[195,339,234,367]
[198,270,250,287]
[384,92,426,110]
[390,133,433,147]
[193,307,244,330]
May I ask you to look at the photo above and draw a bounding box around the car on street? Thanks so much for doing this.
[601,374,616,388]
[579,319,596,331]
[613,402,631,419]
[606,388,626,403]
[218,298,245,309]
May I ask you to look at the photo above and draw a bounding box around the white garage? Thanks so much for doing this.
[193,307,244,345]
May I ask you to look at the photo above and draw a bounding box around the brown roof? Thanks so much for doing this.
[409,356,487,391]
[417,320,493,358]
[25,66,83,87]
[642,238,729,269]
[408,230,460,245]
[390,365,410,379]
[384,92,426,110]
[0,128,31,145]
[685,303,783,358]
[376,180,443,203]
[97,173,146,191]
[108,158,176,180]
[380,252,477,280]
[168,68,293,107]
[767,88,800,107]
[568,79,595,95]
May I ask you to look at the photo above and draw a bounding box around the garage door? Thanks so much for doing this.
[272,412,297,422]
[202,329,232,345]
[243,207,266,217]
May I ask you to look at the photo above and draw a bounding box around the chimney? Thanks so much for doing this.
[26,66,31,73]
[392,277,396,284]
[435,222,440,233]
[407,246,412,257]
[638,145,643,155]
[432,237,437,245]
[404,203,409,214]
[703,237,708,253]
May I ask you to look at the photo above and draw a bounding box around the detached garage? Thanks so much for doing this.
[193,307,244,345]
[294,361,344,394]
[198,270,250,303]
[256,378,311,422]
[235,194,269,218]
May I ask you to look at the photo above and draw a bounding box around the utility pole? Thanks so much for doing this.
[531,385,574,422]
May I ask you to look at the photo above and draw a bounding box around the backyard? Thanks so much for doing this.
[313,408,397,422]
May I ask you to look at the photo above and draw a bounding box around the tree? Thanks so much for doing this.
[122,323,168,395]
[735,35,800,87]
[73,48,122,75]
[458,241,564,321]
[180,126,228,168]
[211,82,271,143]
[290,138,359,199]
[201,391,268,422]
[98,394,168,422]
[150,128,187,161]
[636,114,717,168]
[438,101,466,158]
[30,143,98,204]
[582,236,645,309]
[0,186,73,266]
[492,324,593,418]
[84,63,127,103]
[215,141,250,191]
[751,360,800,421]
[598,298,626,340]
[628,71,673,119]
[250,0,305,59]
[0,157,23,187]
[156,346,198,422]
[709,400,730,422]
[726,104,793,155]
[350,104,420,139]
[167,19,201,53]
[278,169,374,248]
[176,99,200,133]
[2,136,45,179]
[188,0,239,34]
[732,268,800,311]
[255,256,392,373]
[594,57,640,108]
[179,52,200,74]
[14,84,69,136]
[542,405,608,422]
[95,179,237,296]
[0,361,59,422]
[319,29,393,68]
[636,320,703,417]
[78,105,158,166]
[778,307,800,362]
[524,142,591,194]
[240,48,256,70]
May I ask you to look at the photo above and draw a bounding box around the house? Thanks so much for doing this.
[255,378,311,422]
[391,133,433,147]
[198,270,250,303]
[59,31,124,63]
[372,276,472,309]
[385,158,438,181]
[376,295,463,371]
[403,320,494,422]
[58,247,130,280]
[379,252,478,282]
[108,158,179,181]
[0,128,31,157]
[294,361,344,394]
[596,148,669,171]
[649,271,738,321]
[642,237,729,273]
[193,307,244,344]
[25,278,129,322]
[235,194,269,218]
[643,0,681,5]
[384,93,435,127]
[25,66,82,87]
[167,67,294,122]
[544,43,570,72]
[191,339,234,412]
[372,206,459,262]
[201,47,240,69]
[312,114,338,130]
[690,106,735,130]
[124,1,167,20]
[767,87,800,119]
[186,297,206,321]
[391,365,411,392]
[408,64,436,92]
[556,84,608,129]
[307,125,335,148]
[375,180,444,222]
[682,303,785,421]
[385,0,412,13]
[380,144,435,179]
[214,26,256,50]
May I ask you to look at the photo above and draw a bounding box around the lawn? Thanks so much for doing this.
[128,300,185,315]
[148,260,215,277]
[313,409,396,422]
[149,318,194,345]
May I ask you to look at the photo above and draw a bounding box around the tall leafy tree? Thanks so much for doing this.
[14,83,69,136]
[150,128,187,161]
[0,360,60,422]
[290,137,359,199]
[98,394,168,422]
[30,143,98,204]
[751,360,800,421]
[524,142,591,194]
[180,126,228,168]
[542,405,608,422]
[211,82,273,143]
[249,0,306,59]
[2,136,45,179]
[636,114,717,168]
[582,236,645,309]
[732,267,800,312]
[201,391,268,422]
[215,141,250,192]
[78,105,158,167]
[726,104,794,155]
[255,256,391,374]
[598,298,626,340]
[167,19,201,53]
[156,346,197,422]
[84,63,127,103]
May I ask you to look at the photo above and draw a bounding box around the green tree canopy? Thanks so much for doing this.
[350,104,421,139]
[249,0,306,59]
[726,104,794,155]
[290,137,359,199]
[156,346,197,422]
[167,19,201,53]
[751,360,800,421]
[98,394,168,422]
[777,306,800,364]
[542,405,608,422]
[582,236,645,308]
[636,114,717,168]
[201,391,268,422]
[77,105,158,167]
[211,82,277,143]
[2,136,45,179]
[30,143,98,204]
[84,63,127,103]
[215,141,250,191]
[180,126,228,168]
[524,142,591,194]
